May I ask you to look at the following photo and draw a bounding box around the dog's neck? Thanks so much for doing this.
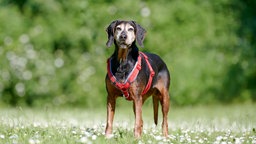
[117,47,129,63]
[111,42,139,83]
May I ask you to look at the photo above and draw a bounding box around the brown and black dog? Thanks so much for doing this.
[105,20,170,138]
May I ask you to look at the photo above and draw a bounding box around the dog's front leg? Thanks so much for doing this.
[133,96,143,138]
[105,95,116,138]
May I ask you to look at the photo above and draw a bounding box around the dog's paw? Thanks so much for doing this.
[105,134,114,139]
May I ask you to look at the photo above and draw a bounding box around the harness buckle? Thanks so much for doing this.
[122,92,129,98]
[137,64,141,70]
[151,71,155,77]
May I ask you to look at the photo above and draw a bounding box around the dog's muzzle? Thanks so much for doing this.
[119,32,127,41]
[118,35,129,48]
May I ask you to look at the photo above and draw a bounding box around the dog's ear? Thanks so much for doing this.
[132,21,146,47]
[106,20,118,47]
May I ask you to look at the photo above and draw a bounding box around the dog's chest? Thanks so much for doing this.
[114,61,133,83]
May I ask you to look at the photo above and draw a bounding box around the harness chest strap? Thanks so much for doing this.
[107,52,155,100]
[107,56,142,100]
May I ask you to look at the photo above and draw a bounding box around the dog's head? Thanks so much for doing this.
[106,20,146,48]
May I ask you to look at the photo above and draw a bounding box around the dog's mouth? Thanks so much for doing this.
[117,41,130,49]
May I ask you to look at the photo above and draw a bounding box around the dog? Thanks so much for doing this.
[105,20,170,138]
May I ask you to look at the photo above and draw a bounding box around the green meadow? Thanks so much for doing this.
[0,103,255,143]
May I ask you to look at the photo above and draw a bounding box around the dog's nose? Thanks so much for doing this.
[120,32,127,40]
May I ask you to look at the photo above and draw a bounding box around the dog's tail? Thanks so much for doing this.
[153,95,159,125]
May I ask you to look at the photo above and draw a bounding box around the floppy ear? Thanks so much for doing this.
[106,20,118,47]
[133,21,146,47]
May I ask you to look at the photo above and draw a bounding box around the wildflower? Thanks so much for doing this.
[187,137,192,143]
[163,138,169,143]
[169,134,176,140]
[234,137,244,144]
[84,131,92,137]
[154,135,162,141]
[198,138,204,143]
[223,136,228,140]
[33,122,41,127]
[29,139,35,144]
[72,130,77,135]
[216,136,223,141]
[80,137,88,143]
[91,135,97,140]
[143,129,147,134]
[179,135,185,142]
[28,138,40,144]
[9,134,18,139]
[0,134,5,139]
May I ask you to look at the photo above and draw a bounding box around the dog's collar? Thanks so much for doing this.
[107,52,155,101]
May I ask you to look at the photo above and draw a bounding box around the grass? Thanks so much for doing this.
[0,103,255,144]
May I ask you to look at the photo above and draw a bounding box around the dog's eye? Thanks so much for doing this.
[128,28,134,31]
[116,27,122,31]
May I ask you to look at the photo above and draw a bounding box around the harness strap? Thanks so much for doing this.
[107,52,155,101]
[107,56,142,101]
[140,52,155,95]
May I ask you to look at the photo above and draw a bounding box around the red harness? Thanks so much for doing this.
[107,52,155,101]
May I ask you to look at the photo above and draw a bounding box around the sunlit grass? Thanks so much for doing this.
[0,103,255,143]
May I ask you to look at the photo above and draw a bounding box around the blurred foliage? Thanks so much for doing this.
[0,0,255,107]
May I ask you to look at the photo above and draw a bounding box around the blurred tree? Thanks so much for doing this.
[0,0,255,107]
[218,0,256,102]
[2,0,28,12]
[236,0,256,101]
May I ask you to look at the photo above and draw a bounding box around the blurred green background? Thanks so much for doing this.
[0,0,255,108]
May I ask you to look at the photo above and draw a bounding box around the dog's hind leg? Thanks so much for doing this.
[153,70,170,137]
[159,88,170,137]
